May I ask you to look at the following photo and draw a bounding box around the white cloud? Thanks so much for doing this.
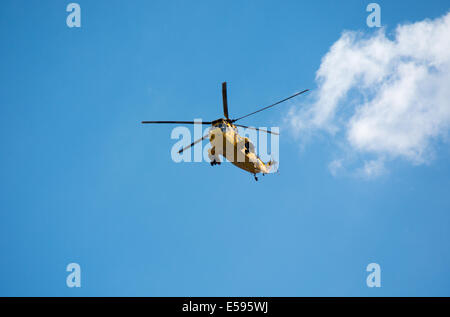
[358,158,387,179]
[328,159,343,177]
[289,12,450,177]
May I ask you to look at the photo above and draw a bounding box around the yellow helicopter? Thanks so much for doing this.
[142,82,308,181]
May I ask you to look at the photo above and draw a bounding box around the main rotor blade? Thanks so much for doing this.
[141,121,212,125]
[232,89,309,123]
[222,82,229,119]
[178,134,209,154]
[235,124,280,135]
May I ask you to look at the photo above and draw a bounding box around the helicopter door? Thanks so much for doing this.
[244,139,255,154]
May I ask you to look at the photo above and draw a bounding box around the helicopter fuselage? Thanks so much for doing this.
[207,119,274,176]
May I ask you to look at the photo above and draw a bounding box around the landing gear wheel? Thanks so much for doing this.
[210,160,221,166]
[254,175,258,181]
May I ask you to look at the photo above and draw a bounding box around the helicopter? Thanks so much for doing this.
[142,82,308,181]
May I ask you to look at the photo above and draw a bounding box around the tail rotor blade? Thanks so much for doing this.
[222,82,229,119]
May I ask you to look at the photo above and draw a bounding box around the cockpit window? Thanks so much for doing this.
[215,123,228,132]
[214,122,237,133]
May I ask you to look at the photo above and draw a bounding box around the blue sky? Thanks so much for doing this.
[1,0,450,296]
